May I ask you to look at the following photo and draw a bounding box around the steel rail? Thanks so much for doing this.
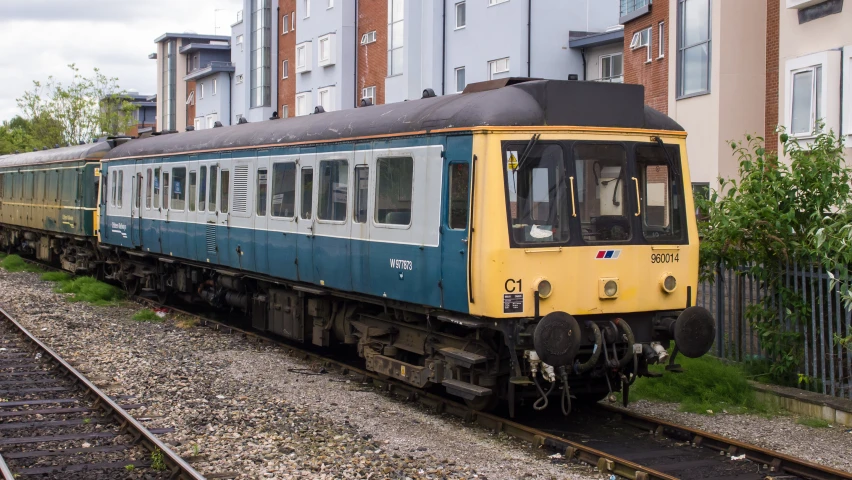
[0,304,205,480]
[0,454,13,480]
[598,403,852,480]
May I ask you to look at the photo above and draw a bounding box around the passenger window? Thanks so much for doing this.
[300,168,313,219]
[188,171,197,212]
[375,157,413,226]
[449,163,469,229]
[111,171,117,206]
[171,167,186,210]
[209,166,218,212]
[162,171,170,210]
[117,170,123,208]
[505,144,567,244]
[199,166,207,211]
[135,173,142,209]
[153,168,161,209]
[256,168,267,216]
[220,170,229,214]
[318,160,348,221]
[271,163,296,217]
[146,168,152,209]
[353,166,369,224]
[637,145,684,241]
[574,143,630,242]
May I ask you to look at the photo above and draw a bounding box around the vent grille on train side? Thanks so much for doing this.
[206,224,217,253]
[232,165,249,214]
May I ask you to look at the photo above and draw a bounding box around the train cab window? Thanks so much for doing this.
[636,144,684,242]
[171,167,186,211]
[300,168,313,219]
[145,168,152,209]
[574,143,630,242]
[199,166,207,211]
[318,160,348,222]
[188,171,197,212]
[375,157,413,226]
[353,166,368,224]
[505,144,567,244]
[220,170,229,214]
[162,171,170,210]
[153,168,161,209]
[116,171,123,208]
[271,163,296,218]
[449,163,469,229]
[256,168,267,216]
[209,166,218,212]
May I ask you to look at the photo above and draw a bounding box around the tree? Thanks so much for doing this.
[0,115,63,155]
[16,64,136,146]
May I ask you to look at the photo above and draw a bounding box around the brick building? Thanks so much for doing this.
[622,0,669,113]
[278,0,297,117]
[357,0,386,106]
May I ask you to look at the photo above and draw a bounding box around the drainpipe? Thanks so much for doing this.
[527,0,532,77]
[228,72,232,125]
[581,47,587,81]
[441,0,446,95]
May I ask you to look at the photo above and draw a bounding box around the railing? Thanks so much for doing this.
[208,61,235,68]
[597,75,624,83]
[620,0,651,17]
[697,260,852,399]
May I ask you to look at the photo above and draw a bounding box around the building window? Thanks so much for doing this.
[360,31,377,45]
[629,27,652,62]
[162,39,177,131]
[362,86,376,105]
[488,57,509,80]
[488,0,509,5]
[213,78,218,95]
[318,34,336,66]
[206,114,217,129]
[318,86,334,112]
[250,0,272,108]
[199,83,204,99]
[658,21,665,58]
[281,104,289,118]
[677,0,711,98]
[304,0,310,17]
[599,53,623,83]
[455,2,466,29]
[296,93,309,116]
[292,11,295,30]
[282,14,289,33]
[328,0,333,8]
[455,67,466,92]
[282,59,289,78]
[784,50,841,139]
[375,157,413,226]
[621,0,650,17]
[388,0,404,76]
[194,118,202,130]
[296,42,312,73]
[237,34,244,52]
[790,67,821,136]
[236,74,244,84]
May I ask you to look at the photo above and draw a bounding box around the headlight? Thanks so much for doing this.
[536,279,552,299]
[604,280,618,297]
[661,274,677,293]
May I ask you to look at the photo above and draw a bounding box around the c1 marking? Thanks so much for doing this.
[505,279,522,292]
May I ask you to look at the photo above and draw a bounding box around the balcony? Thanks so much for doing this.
[620,0,651,24]
[184,61,236,82]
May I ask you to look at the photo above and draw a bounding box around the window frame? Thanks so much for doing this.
[270,161,297,219]
[388,0,404,77]
[488,0,509,5]
[213,78,218,95]
[784,50,841,141]
[296,42,312,73]
[360,31,377,45]
[188,170,197,212]
[282,59,289,79]
[488,57,510,80]
[316,159,349,224]
[318,34,336,66]
[219,169,230,214]
[353,165,369,224]
[373,156,414,229]
[599,53,623,83]
[199,83,204,100]
[170,166,186,212]
[304,0,310,18]
[282,14,289,33]
[361,86,376,105]
[658,21,666,59]
[448,162,470,230]
[635,144,687,243]
[629,27,652,63]
[295,93,309,116]
[676,0,712,99]
[318,86,334,112]
[256,167,268,217]
[455,1,466,29]
[454,66,466,92]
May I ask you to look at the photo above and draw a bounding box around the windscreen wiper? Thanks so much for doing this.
[515,133,541,173]
[654,136,678,178]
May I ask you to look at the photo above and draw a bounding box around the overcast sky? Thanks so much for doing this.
[0,0,243,123]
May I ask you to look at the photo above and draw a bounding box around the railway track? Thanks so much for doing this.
[0,304,203,479]
[143,298,852,480]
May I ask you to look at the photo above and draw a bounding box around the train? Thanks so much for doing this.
[0,78,715,416]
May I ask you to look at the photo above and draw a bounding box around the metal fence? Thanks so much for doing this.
[697,260,852,399]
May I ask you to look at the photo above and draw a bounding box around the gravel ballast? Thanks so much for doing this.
[0,270,603,480]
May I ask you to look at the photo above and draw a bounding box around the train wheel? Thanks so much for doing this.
[124,279,141,296]
[464,394,498,412]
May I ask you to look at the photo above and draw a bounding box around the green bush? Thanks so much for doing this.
[54,277,123,305]
[0,255,44,273]
[132,309,163,323]
[631,355,773,415]
[40,271,70,282]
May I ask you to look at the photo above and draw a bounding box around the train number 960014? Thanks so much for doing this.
[651,253,679,264]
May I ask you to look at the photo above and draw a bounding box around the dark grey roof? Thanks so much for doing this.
[179,43,230,54]
[569,29,625,48]
[154,32,230,44]
[184,62,236,81]
[0,142,112,168]
[105,79,684,161]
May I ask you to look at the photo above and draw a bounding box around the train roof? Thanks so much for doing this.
[0,142,112,168]
[103,78,684,161]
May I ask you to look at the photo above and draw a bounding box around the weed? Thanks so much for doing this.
[0,255,44,273]
[133,309,164,323]
[40,271,70,282]
[150,448,167,471]
[192,444,200,456]
[174,314,199,329]
[630,355,775,415]
[797,416,831,428]
[83,417,91,424]
[124,464,135,472]
[54,277,123,306]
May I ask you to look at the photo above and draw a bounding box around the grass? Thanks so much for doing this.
[797,416,831,428]
[40,271,71,282]
[54,277,124,306]
[173,314,199,329]
[0,255,44,273]
[132,309,164,323]
[630,354,776,415]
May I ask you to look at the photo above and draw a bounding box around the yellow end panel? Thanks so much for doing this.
[468,131,699,318]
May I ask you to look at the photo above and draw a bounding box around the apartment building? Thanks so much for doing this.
[126,92,157,137]
[620,0,767,190]
[152,33,231,132]
[232,0,280,124]
[771,0,851,156]
[184,41,233,130]
[279,0,297,118]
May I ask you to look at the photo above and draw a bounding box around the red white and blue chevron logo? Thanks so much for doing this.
[595,249,621,259]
